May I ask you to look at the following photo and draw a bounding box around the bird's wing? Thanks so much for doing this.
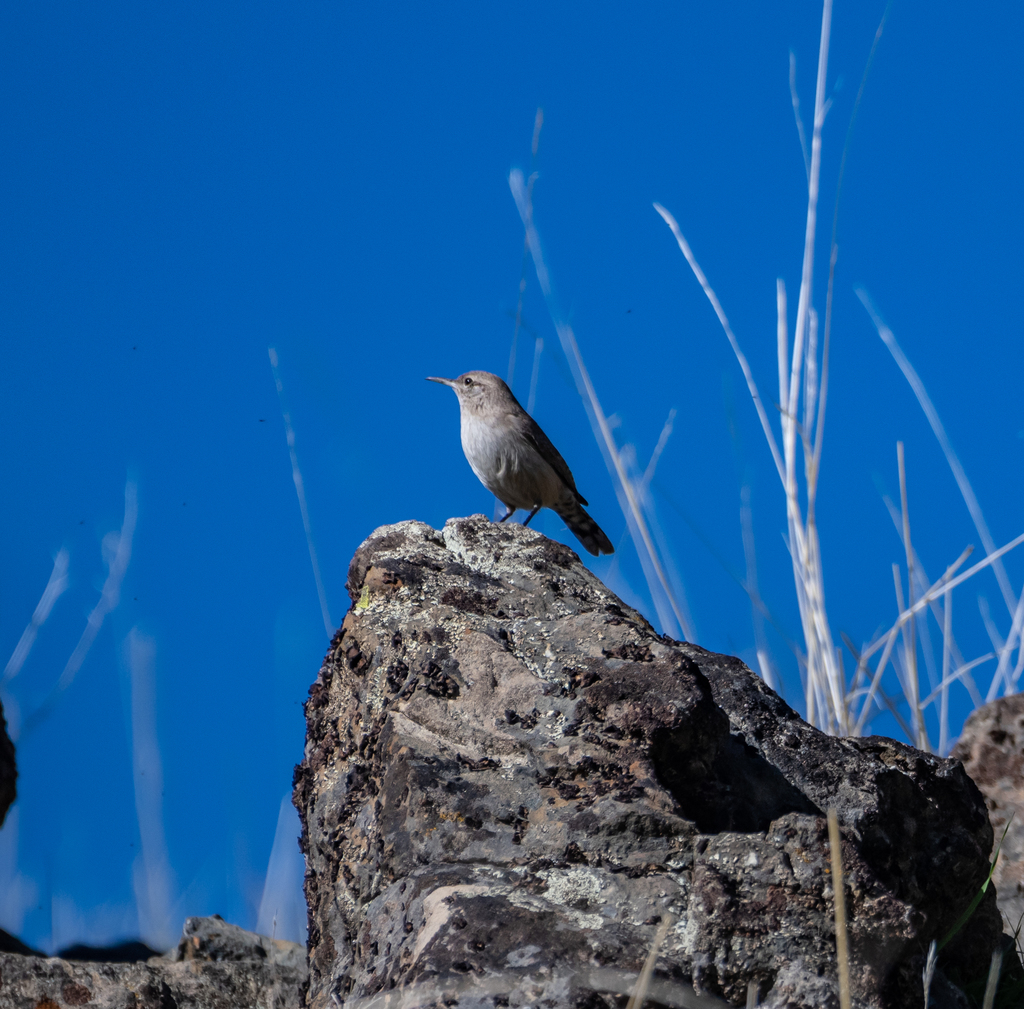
[523,417,588,506]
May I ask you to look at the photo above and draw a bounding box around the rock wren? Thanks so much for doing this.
[427,371,614,556]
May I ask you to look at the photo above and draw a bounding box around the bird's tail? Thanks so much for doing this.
[554,499,614,557]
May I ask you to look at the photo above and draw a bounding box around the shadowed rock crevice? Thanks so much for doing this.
[655,729,821,833]
[295,516,1004,1009]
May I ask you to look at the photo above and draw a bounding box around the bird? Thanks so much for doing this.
[427,370,614,556]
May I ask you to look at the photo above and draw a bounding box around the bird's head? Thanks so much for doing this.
[426,371,512,412]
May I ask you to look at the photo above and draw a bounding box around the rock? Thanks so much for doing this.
[57,941,160,963]
[293,515,1003,1009]
[0,697,16,827]
[0,928,40,957]
[173,914,307,971]
[0,916,307,1008]
[952,693,1024,936]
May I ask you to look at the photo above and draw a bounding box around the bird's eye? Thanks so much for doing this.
[463,377,473,386]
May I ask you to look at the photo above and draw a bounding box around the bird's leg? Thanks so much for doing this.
[522,504,542,526]
[498,506,516,523]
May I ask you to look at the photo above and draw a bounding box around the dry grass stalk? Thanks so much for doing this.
[921,940,937,1009]
[857,289,1019,620]
[507,107,544,390]
[1,548,69,687]
[990,588,1024,701]
[940,589,952,754]
[982,949,1004,1009]
[625,914,673,1009]
[20,479,138,739]
[853,533,1024,736]
[788,51,811,182]
[827,808,851,1009]
[526,335,543,415]
[896,443,927,749]
[269,347,333,638]
[509,170,693,641]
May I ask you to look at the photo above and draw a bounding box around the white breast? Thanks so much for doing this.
[460,411,563,509]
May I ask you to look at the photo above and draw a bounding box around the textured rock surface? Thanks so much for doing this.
[174,915,306,970]
[294,516,1002,1009]
[0,697,16,827]
[0,916,306,1008]
[952,693,1024,936]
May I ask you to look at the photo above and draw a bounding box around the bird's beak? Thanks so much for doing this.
[426,376,456,387]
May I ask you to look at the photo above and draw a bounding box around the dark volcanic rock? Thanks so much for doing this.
[0,696,16,826]
[0,928,40,957]
[294,516,1002,1009]
[952,693,1024,936]
[58,940,160,962]
[0,916,306,1008]
[174,914,307,970]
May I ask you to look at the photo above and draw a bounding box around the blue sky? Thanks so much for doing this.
[0,0,1021,951]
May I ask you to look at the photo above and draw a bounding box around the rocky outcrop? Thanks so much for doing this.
[0,916,306,1008]
[0,928,40,957]
[293,516,1003,1009]
[952,693,1024,937]
[0,697,16,827]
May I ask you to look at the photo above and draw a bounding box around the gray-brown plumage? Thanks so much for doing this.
[427,370,614,556]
